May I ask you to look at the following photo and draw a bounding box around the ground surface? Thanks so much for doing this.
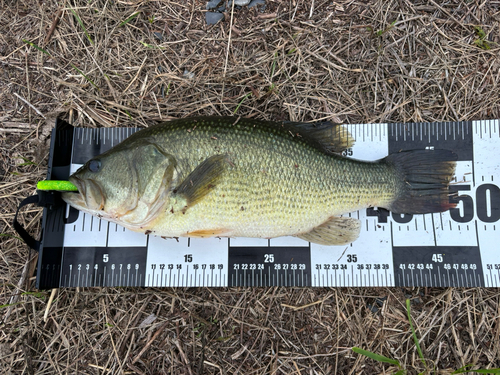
[1,0,500,374]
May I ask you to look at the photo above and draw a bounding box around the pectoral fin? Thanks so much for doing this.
[297,216,361,245]
[172,154,227,211]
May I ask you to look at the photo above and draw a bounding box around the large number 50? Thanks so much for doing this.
[449,184,500,223]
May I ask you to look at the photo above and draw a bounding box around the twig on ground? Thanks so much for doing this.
[44,9,63,45]
[43,288,58,322]
[131,321,170,364]
[13,93,46,119]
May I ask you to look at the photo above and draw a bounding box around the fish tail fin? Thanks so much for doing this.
[384,149,457,214]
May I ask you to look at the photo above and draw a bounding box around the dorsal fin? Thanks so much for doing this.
[283,121,355,154]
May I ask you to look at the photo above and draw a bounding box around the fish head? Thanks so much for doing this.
[62,140,177,229]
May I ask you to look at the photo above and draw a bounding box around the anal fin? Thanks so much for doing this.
[187,229,230,238]
[296,216,361,246]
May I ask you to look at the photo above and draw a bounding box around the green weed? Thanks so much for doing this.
[69,8,94,45]
[16,156,36,167]
[119,12,141,27]
[352,299,500,375]
[406,298,426,367]
[368,20,397,37]
[233,93,252,114]
[193,316,219,337]
[453,365,500,374]
[22,39,50,56]
[70,63,99,90]
[267,51,280,93]
[473,26,491,50]
[0,233,23,242]
[352,347,400,366]
[0,302,22,309]
[139,41,164,49]
[22,291,47,300]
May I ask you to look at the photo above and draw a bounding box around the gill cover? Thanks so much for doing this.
[65,139,177,227]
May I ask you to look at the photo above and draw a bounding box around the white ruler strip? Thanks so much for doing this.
[474,120,500,287]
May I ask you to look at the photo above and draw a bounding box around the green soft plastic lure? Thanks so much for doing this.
[37,180,78,191]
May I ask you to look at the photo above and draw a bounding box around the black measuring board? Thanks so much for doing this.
[388,121,473,160]
[71,127,140,164]
[228,245,311,287]
[60,247,147,287]
[35,119,500,288]
[37,118,74,289]
[393,246,483,287]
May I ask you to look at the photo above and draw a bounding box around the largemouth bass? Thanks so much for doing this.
[62,116,457,245]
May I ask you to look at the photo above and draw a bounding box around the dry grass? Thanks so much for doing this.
[1,0,500,373]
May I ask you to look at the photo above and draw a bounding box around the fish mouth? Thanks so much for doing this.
[62,176,105,212]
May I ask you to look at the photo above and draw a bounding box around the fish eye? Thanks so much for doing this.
[88,159,101,173]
